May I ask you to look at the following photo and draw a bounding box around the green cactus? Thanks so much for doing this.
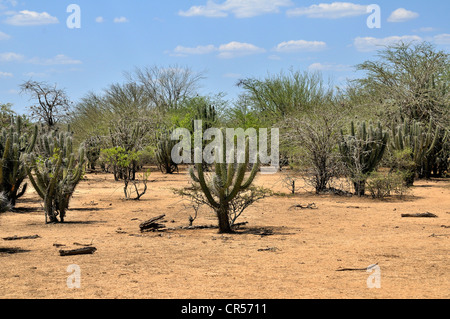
[85,135,102,170]
[155,127,178,174]
[189,137,260,233]
[190,103,218,171]
[339,121,388,196]
[0,116,37,207]
[26,129,85,224]
[390,119,439,185]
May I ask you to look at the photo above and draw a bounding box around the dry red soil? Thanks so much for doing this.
[0,169,449,299]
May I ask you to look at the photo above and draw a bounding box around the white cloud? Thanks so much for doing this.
[268,55,281,60]
[4,10,59,26]
[217,41,266,58]
[434,34,450,45]
[95,16,104,23]
[287,2,368,19]
[0,71,13,78]
[28,54,82,66]
[0,52,25,62]
[170,41,265,58]
[113,17,128,23]
[173,44,217,56]
[0,31,10,40]
[179,0,293,18]
[414,27,436,33]
[0,52,82,65]
[274,40,327,53]
[353,35,423,52]
[387,8,419,23]
[308,62,351,72]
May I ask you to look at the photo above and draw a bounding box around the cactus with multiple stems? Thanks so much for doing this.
[339,121,388,196]
[25,129,85,223]
[189,137,260,233]
[390,119,439,185]
[0,116,37,206]
[85,135,102,170]
[156,127,178,174]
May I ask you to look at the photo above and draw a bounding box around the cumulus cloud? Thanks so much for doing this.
[0,52,25,62]
[353,35,423,52]
[273,40,327,53]
[414,27,436,33]
[170,42,265,58]
[434,34,450,45]
[0,71,13,78]
[95,16,105,23]
[114,17,129,23]
[387,8,419,23]
[4,10,59,26]
[27,54,82,66]
[173,44,217,56]
[287,2,368,19]
[217,41,266,58]
[179,0,293,18]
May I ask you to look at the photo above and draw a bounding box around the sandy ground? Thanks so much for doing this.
[0,168,449,299]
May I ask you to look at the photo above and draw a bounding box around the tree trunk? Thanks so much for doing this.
[353,180,366,197]
[216,204,233,234]
[404,170,415,187]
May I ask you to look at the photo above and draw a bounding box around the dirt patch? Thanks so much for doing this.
[0,169,449,299]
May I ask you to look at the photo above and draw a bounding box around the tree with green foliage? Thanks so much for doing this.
[237,70,333,121]
[354,41,450,178]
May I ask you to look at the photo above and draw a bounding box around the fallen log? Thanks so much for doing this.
[289,203,318,210]
[336,263,378,272]
[401,212,438,218]
[73,240,94,247]
[166,222,249,231]
[59,247,97,256]
[3,235,40,241]
[139,214,166,232]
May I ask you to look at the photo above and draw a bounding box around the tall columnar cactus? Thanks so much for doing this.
[156,127,178,174]
[26,130,85,224]
[85,135,102,170]
[190,104,217,132]
[390,119,439,185]
[0,116,37,206]
[189,137,260,233]
[190,104,218,171]
[339,121,388,196]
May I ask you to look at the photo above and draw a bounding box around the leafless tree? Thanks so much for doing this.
[282,104,346,194]
[20,80,71,127]
[126,65,206,111]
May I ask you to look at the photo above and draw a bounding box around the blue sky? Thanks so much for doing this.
[0,0,449,114]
